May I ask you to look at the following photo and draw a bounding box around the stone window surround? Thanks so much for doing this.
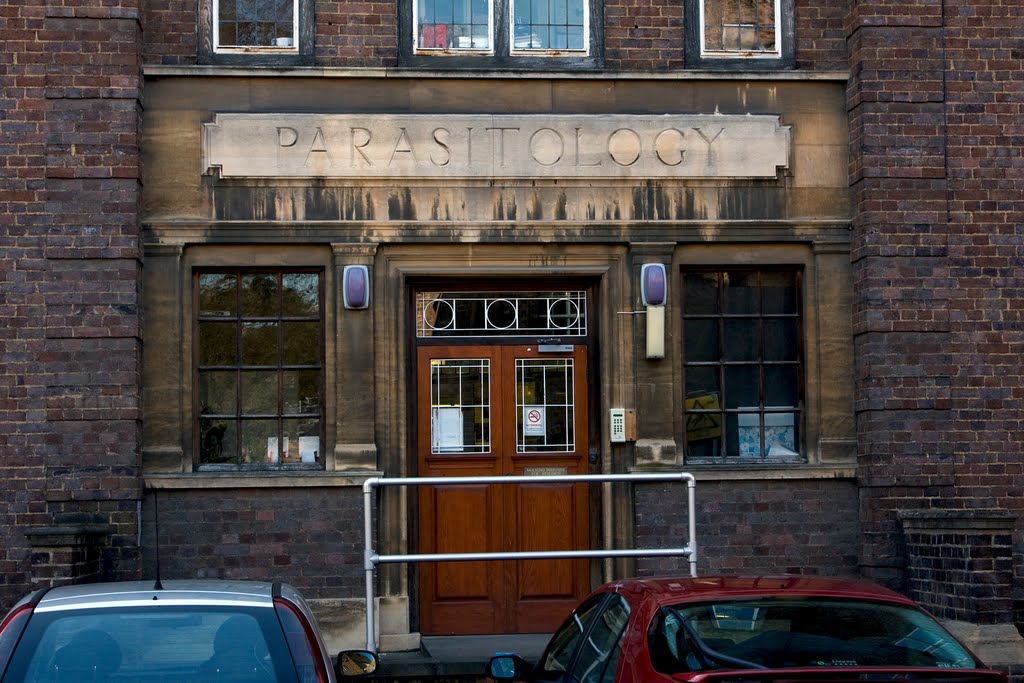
[142,244,382,478]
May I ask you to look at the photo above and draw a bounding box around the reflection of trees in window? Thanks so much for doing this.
[196,269,323,468]
[682,269,802,462]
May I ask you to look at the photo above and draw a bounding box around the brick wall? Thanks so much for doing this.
[635,480,860,576]
[0,0,143,608]
[141,488,366,599]
[140,1,847,71]
[848,0,1024,625]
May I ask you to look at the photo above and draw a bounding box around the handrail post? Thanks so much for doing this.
[687,475,698,577]
[363,478,378,652]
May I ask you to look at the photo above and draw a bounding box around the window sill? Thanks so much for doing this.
[142,64,851,82]
[144,470,383,489]
[629,463,856,481]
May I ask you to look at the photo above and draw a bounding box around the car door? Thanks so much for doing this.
[533,593,631,683]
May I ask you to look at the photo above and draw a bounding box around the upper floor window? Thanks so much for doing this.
[215,0,297,51]
[681,269,803,463]
[400,0,602,69]
[195,270,324,470]
[685,0,794,70]
[200,0,313,65]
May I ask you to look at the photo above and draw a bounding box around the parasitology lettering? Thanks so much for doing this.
[274,124,726,171]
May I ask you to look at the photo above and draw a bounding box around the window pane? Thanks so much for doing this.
[684,273,719,314]
[569,597,629,683]
[684,318,719,362]
[199,274,237,316]
[283,370,320,414]
[282,273,319,317]
[724,270,758,314]
[765,366,798,406]
[540,597,604,676]
[762,271,797,314]
[242,274,278,317]
[199,321,237,365]
[723,319,757,361]
[242,321,278,365]
[685,366,720,397]
[243,419,279,463]
[764,318,797,361]
[241,370,278,414]
[200,417,237,464]
[283,418,320,463]
[282,322,320,365]
[724,365,759,409]
[199,370,237,415]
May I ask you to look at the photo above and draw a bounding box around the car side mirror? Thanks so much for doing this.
[487,653,533,681]
[336,649,379,677]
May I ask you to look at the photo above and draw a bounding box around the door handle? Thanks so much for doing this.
[588,448,599,466]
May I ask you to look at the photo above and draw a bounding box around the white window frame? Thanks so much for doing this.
[411,0,592,58]
[213,0,300,54]
[508,0,590,56]
[698,0,781,60]
[413,0,495,55]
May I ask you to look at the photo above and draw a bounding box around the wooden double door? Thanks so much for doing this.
[416,344,591,635]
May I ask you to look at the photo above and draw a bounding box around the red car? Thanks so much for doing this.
[487,575,1007,683]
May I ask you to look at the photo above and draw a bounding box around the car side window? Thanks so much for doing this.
[539,595,607,677]
[569,595,630,683]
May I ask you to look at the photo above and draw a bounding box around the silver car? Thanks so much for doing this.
[0,580,377,682]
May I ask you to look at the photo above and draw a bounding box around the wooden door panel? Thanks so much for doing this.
[431,485,493,599]
[418,343,590,635]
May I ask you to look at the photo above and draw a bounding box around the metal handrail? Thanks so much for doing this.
[361,471,697,652]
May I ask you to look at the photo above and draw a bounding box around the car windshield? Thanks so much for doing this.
[647,597,981,672]
[1,605,299,682]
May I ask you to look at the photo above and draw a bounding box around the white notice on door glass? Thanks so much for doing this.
[523,406,546,436]
[433,407,464,452]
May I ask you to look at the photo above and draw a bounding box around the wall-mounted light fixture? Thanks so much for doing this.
[640,263,667,306]
[343,265,370,310]
[641,263,667,359]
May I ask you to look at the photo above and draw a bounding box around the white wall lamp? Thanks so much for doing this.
[343,265,370,310]
[641,263,667,359]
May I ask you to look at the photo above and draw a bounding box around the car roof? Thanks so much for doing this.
[605,575,918,608]
[32,580,280,613]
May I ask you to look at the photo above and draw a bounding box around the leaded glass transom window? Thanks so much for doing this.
[417,291,587,337]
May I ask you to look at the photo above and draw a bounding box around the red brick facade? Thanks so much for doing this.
[2,0,1021,673]
[848,1,1024,633]
[2,0,143,609]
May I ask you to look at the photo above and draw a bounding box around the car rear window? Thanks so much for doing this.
[648,597,982,672]
[0,605,300,683]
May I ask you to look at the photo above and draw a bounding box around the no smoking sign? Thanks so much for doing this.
[523,406,546,436]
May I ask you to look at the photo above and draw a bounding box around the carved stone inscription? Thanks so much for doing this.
[203,114,791,179]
